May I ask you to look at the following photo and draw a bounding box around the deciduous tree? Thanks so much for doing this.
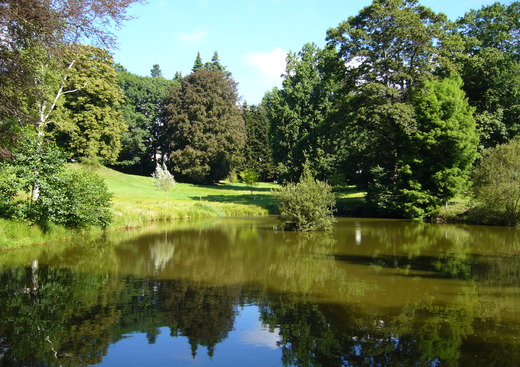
[326,0,470,218]
[50,45,126,164]
[240,168,260,195]
[455,2,520,148]
[0,0,142,122]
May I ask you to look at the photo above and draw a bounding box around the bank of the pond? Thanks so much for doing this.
[1,167,282,249]
[1,166,478,250]
[102,166,279,228]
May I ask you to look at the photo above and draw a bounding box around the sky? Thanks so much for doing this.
[112,0,513,105]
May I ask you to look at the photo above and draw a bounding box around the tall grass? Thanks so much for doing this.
[0,219,70,249]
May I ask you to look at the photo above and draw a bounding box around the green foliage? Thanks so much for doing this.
[264,43,341,182]
[36,168,113,229]
[274,164,336,231]
[0,0,140,122]
[150,64,163,78]
[116,65,174,174]
[12,135,66,200]
[473,139,520,226]
[51,45,126,164]
[166,69,246,184]
[240,168,260,195]
[192,52,204,72]
[1,136,112,229]
[242,104,274,181]
[0,164,21,217]
[455,2,520,149]
[324,2,478,219]
[363,76,478,219]
[326,0,453,96]
[411,76,478,198]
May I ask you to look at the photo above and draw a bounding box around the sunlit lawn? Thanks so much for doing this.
[98,167,280,228]
[1,166,366,249]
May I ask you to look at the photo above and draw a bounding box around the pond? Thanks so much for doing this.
[1,217,520,366]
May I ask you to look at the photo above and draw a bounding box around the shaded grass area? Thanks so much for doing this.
[335,186,367,216]
[1,166,366,249]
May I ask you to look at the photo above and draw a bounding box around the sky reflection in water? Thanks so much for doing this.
[1,217,520,366]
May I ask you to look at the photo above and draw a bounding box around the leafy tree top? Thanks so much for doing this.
[326,0,454,97]
[457,1,520,54]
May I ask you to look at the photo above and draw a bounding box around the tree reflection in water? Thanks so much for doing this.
[0,218,520,366]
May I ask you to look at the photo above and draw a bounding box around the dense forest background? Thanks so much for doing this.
[0,0,519,221]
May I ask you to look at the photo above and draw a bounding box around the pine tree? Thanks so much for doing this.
[192,52,204,72]
[150,64,163,78]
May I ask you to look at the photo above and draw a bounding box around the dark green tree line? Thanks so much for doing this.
[116,65,176,174]
[264,43,342,182]
[262,0,482,219]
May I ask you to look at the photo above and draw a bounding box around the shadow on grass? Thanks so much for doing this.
[211,183,273,192]
[191,194,278,214]
[335,197,366,217]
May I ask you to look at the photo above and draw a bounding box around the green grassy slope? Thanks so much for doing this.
[100,166,279,228]
[1,166,365,249]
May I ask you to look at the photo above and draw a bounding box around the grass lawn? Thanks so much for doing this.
[0,165,366,249]
[100,166,280,228]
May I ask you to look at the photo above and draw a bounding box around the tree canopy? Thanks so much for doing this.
[265,43,342,182]
[50,45,126,164]
[116,65,175,174]
[455,2,520,149]
[166,69,246,184]
[320,0,479,218]
[0,0,142,122]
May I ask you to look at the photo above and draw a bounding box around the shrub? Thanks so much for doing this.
[473,139,520,226]
[240,168,260,195]
[36,168,113,229]
[274,165,336,231]
[152,163,176,193]
[2,136,113,229]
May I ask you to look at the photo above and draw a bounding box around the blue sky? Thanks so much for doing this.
[112,0,512,105]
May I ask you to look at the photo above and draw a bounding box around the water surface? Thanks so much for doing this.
[1,217,520,366]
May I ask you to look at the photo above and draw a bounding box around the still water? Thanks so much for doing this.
[1,217,520,366]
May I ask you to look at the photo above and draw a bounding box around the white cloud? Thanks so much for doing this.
[244,47,287,84]
[241,327,281,349]
[177,30,208,45]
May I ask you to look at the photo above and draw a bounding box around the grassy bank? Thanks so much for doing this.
[102,167,278,228]
[1,166,367,250]
[1,167,278,249]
